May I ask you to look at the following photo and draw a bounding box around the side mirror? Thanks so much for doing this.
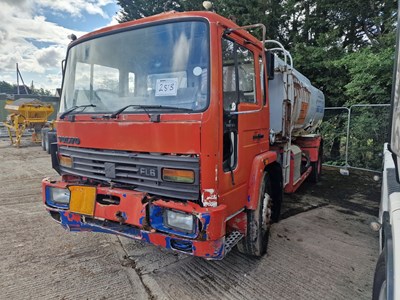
[61,59,66,75]
[266,51,275,80]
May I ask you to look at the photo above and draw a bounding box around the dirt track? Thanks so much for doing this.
[0,138,380,299]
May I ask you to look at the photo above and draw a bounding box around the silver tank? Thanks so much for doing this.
[268,55,325,137]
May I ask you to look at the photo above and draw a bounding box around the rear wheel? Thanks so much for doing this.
[237,172,272,256]
[310,141,323,183]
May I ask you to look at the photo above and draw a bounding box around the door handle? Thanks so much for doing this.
[253,133,264,140]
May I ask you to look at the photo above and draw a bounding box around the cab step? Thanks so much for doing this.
[225,231,244,254]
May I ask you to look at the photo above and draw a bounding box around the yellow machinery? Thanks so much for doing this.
[3,98,54,147]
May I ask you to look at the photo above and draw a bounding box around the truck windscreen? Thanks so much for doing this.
[60,20,209,115]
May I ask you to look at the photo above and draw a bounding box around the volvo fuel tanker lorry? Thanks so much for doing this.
[42,11,325,259]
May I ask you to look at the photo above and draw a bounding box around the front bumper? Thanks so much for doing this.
[42,178,228,259]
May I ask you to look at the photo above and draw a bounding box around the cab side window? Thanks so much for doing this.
[222,37,256,172]
[222,38,256,111]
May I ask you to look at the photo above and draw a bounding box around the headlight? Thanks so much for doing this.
[47,187,70,207]
[164,210,195,233]
[162,168,195,183]
[59,155,73,168]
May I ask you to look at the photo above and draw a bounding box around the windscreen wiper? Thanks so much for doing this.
[109,105,192,119]
[59,104,96,119]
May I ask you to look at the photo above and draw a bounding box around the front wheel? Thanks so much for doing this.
[41,128,50,151]
[46,131,57,154]
[237,172,272,256]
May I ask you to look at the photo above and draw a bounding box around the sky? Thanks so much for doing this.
[0,0,120,93]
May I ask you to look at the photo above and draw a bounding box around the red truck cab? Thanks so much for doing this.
[42,11,323,259]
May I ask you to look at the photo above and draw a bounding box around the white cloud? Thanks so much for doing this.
[0,0,115,91]
[35,45,65,69]
[0,3,84,73]
[36,0,114,18]
[104,11,121,27]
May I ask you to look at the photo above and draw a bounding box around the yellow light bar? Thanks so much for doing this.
[162,168,195,184]
[59,155,73,168]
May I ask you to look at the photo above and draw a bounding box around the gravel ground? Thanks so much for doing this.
[0,138,380,299]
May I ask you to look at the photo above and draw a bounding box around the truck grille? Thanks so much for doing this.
[59,146,200,201]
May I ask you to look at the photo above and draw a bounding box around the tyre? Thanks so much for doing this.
[310,160,321,183]
[237,172,272,256]
[310,142,323,183]
[372,251,387,300]
[41,128,50,151]
[270,168,283,223]
[46,131,57,154]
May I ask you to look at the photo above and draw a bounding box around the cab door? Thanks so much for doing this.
[219,35,268,214]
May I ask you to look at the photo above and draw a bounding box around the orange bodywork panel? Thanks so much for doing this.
[56,119,201,154]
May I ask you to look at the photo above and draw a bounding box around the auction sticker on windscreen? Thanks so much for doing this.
[155,78,178,96]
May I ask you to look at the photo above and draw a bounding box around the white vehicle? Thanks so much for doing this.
[372,3,400,299]
[372,144,400,299]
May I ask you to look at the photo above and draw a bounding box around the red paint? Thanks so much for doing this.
[57,120,201,154]
[66,212,80,222]
[295,136,322,162]
[93,187,146,227]
[148,233,168,248]
[227,211,247,234]
[247,151,277,210]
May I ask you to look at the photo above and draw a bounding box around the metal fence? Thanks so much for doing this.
[321,104,391,173]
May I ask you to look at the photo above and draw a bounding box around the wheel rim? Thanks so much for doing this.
[261,192,272,231]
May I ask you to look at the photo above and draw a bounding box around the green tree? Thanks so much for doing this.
[32,87,53,96]
[337,34,395,105]
[0,80,52,96]
[118,0,184,22]
[0,81,15,94]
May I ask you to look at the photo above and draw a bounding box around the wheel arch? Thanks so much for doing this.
[246,151,279,210]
